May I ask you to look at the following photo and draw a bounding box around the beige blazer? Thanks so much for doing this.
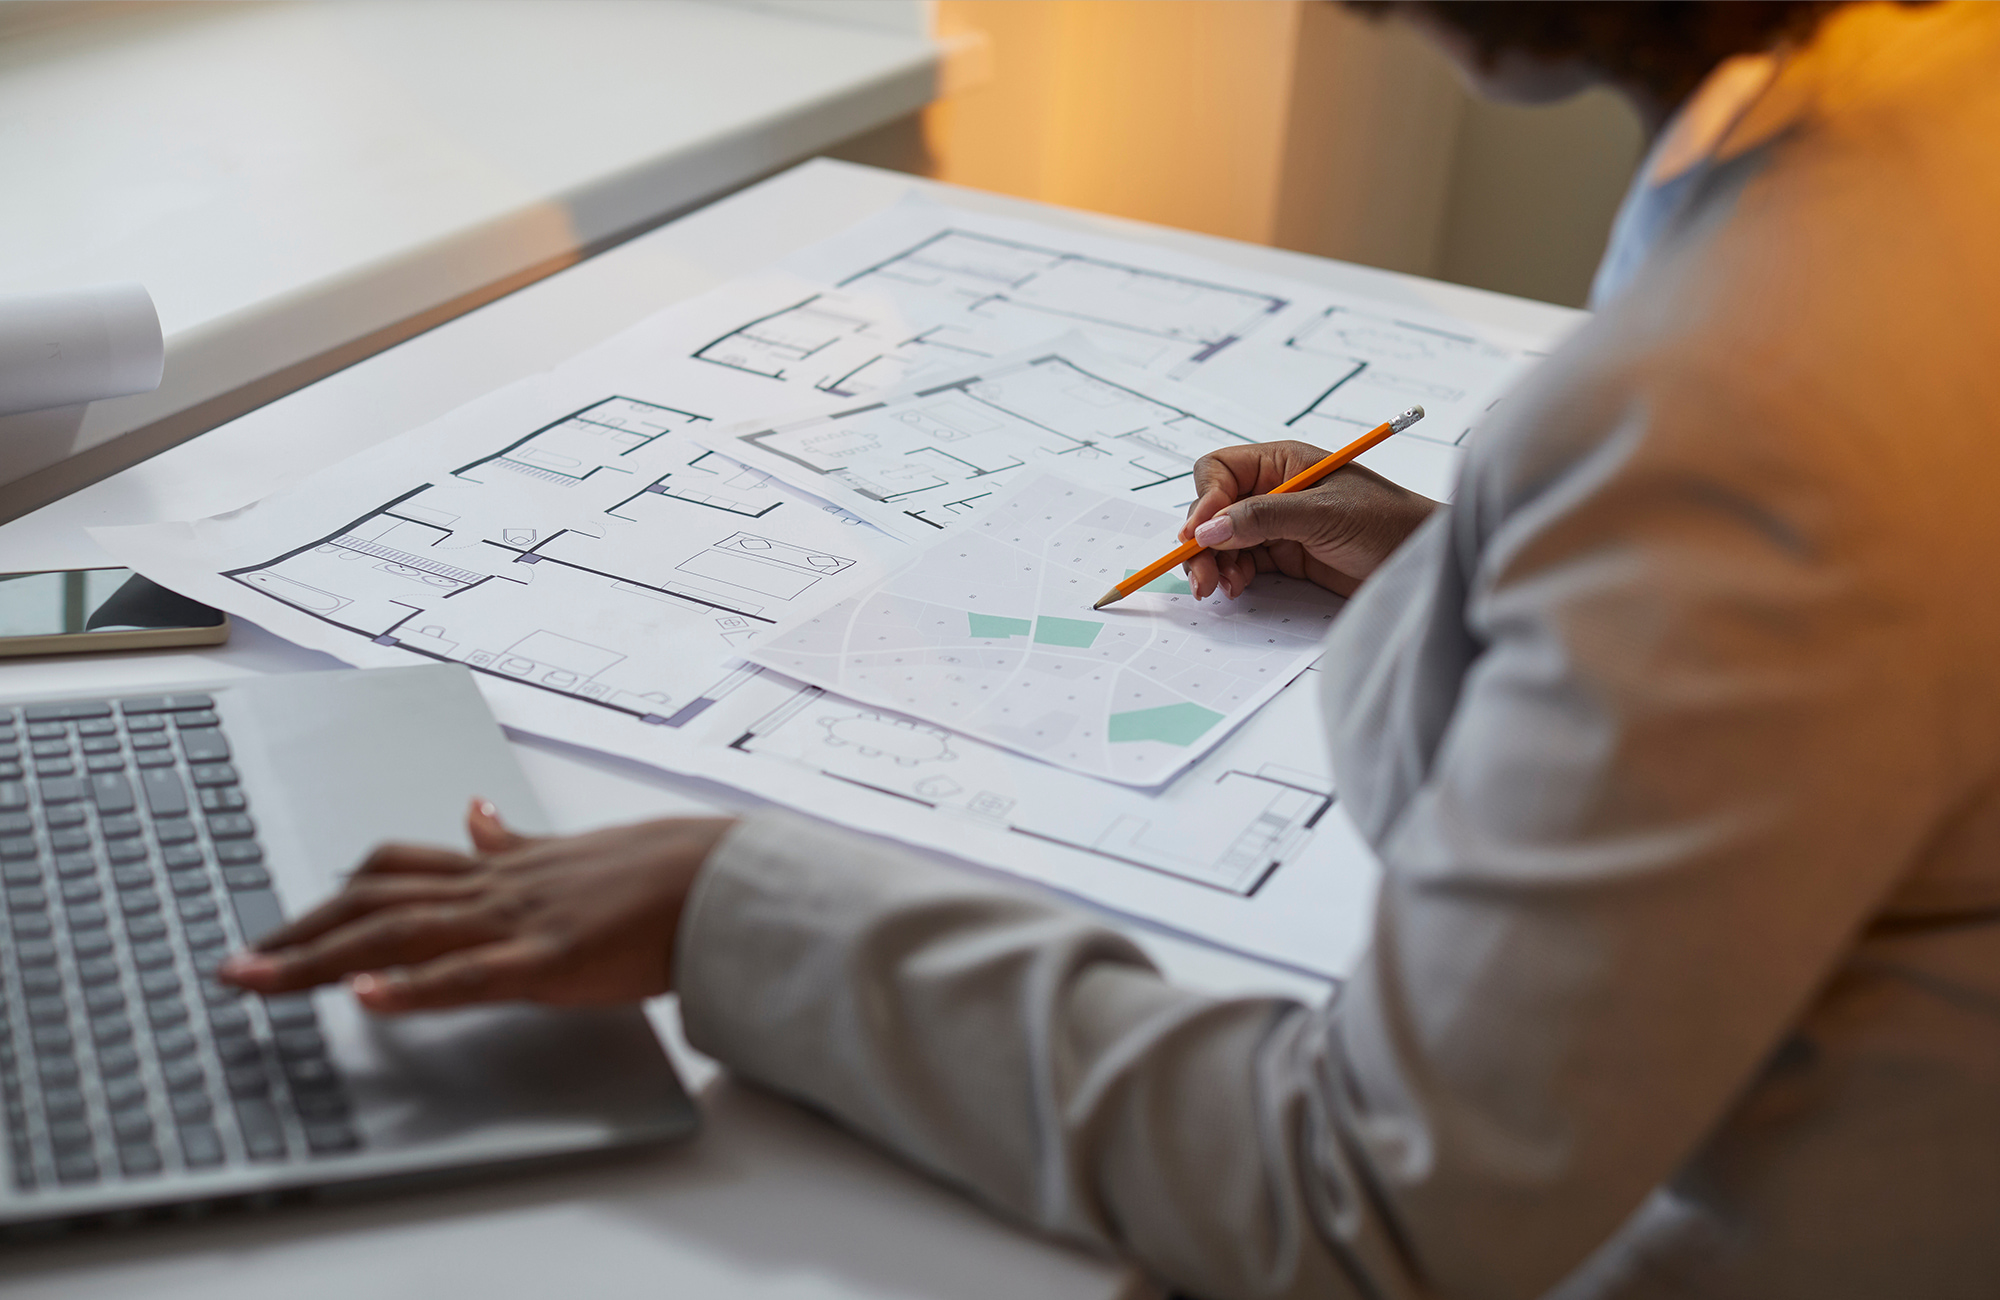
[677,5,2000,1296]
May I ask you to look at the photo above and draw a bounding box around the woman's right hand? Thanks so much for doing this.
[1180,441,1439,600]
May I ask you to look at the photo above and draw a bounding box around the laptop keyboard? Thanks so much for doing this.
[0,693,362,1192]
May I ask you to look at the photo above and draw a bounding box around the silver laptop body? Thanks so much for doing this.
[0,663,697,1233]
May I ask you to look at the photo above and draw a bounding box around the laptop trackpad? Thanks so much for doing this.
[319,992,692,1154]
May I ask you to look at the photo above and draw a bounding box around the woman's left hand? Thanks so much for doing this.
[217,801,736,1014]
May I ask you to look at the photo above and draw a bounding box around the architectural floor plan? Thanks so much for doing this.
[726,347,1278,539]
[752,474,1340,785]
[222,392,888,726]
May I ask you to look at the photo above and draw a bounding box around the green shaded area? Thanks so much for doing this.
[968,613,1034,639]
[1126,568,1192,596]
[1033,616,1104,648]
[1108,702,1227,747]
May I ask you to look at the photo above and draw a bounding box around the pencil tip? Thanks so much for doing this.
[1092,589,1121,610]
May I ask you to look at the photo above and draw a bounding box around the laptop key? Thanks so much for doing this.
[99,812,142,839]
[118,1144,163,1176]
[54,851,97,876]
[24,701,112,722]
[170,1093,214,1124]
[190,764,238,787]
[206,814,255,840]
[47,1118,93,1151]
[111,1112,154,1144]
[78,952,120,984]
[112,865,154,890]
[153,818,197,845]
[232,889,285,945]
[140,768,189,818]
[104,1076,147,1110]
[179,730,230,763]
[215,842,264,867]
[222,866,271,891]
[97,1045,141,1077]
[235,1099,287,1160]
[38,776,85,804]
[292,1088,351,1120]
[54,1154,100,1185]
[155,1028,198,1059]
[264,997,316,1029]
[16,939,58,966]
[89,772,135,814]
[304,1122,361,1155]
[161,845,204,870]
[199,786,247,813]
[179,1124,225,1168]
[0,782,27,811]
[0,836,37,860]
[48,827,91,853]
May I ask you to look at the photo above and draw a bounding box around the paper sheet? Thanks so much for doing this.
[751,472,1341,786]
[0,283,163,416]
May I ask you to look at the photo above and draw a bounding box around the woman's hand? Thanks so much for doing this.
[217,800,736,1014]
[1180,441,1439,600]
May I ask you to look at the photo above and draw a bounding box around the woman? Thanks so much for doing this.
[223,3,2000,1296]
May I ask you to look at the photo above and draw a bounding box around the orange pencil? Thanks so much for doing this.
[1091,405,1425,610]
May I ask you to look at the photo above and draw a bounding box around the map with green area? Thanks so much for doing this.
[1108,702,1226,747]
[967,613,1033,638]
[752,474,1341,785]
[1126,568,1193,595]
[1033,616,1103,648]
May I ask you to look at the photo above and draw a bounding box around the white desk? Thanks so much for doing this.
[0,0,943,513]
[0,160,1575,1300]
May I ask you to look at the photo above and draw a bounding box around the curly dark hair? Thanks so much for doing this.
[1347,2,1847,105]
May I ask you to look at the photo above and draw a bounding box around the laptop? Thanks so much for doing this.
[0,663,698,1235]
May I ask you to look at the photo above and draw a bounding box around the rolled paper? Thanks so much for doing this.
[0,283,164,416]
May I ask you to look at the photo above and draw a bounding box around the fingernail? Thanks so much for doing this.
[472,797,498,821]
[1194,516,1234,547]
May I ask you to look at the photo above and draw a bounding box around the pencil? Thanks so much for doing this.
[1091,406,1425,610]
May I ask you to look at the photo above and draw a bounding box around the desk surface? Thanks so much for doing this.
[0,1,938,506]
[0,159,1576,1300]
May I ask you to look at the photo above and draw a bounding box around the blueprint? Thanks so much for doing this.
[721,342,1281,540]
[555,201,1549,503]
[774,198,1553,500]
[98,375,899,740]
[753,473,1340,785]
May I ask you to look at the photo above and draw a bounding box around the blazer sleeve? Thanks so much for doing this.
[673,381,1940,1299]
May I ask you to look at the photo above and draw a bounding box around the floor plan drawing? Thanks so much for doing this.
[726,348,1280,539]
[222,395,891,725]
[714,662,1336,897]
[688,286,993,399]
[1278,304,1536,447]
[751,474,1341,785]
